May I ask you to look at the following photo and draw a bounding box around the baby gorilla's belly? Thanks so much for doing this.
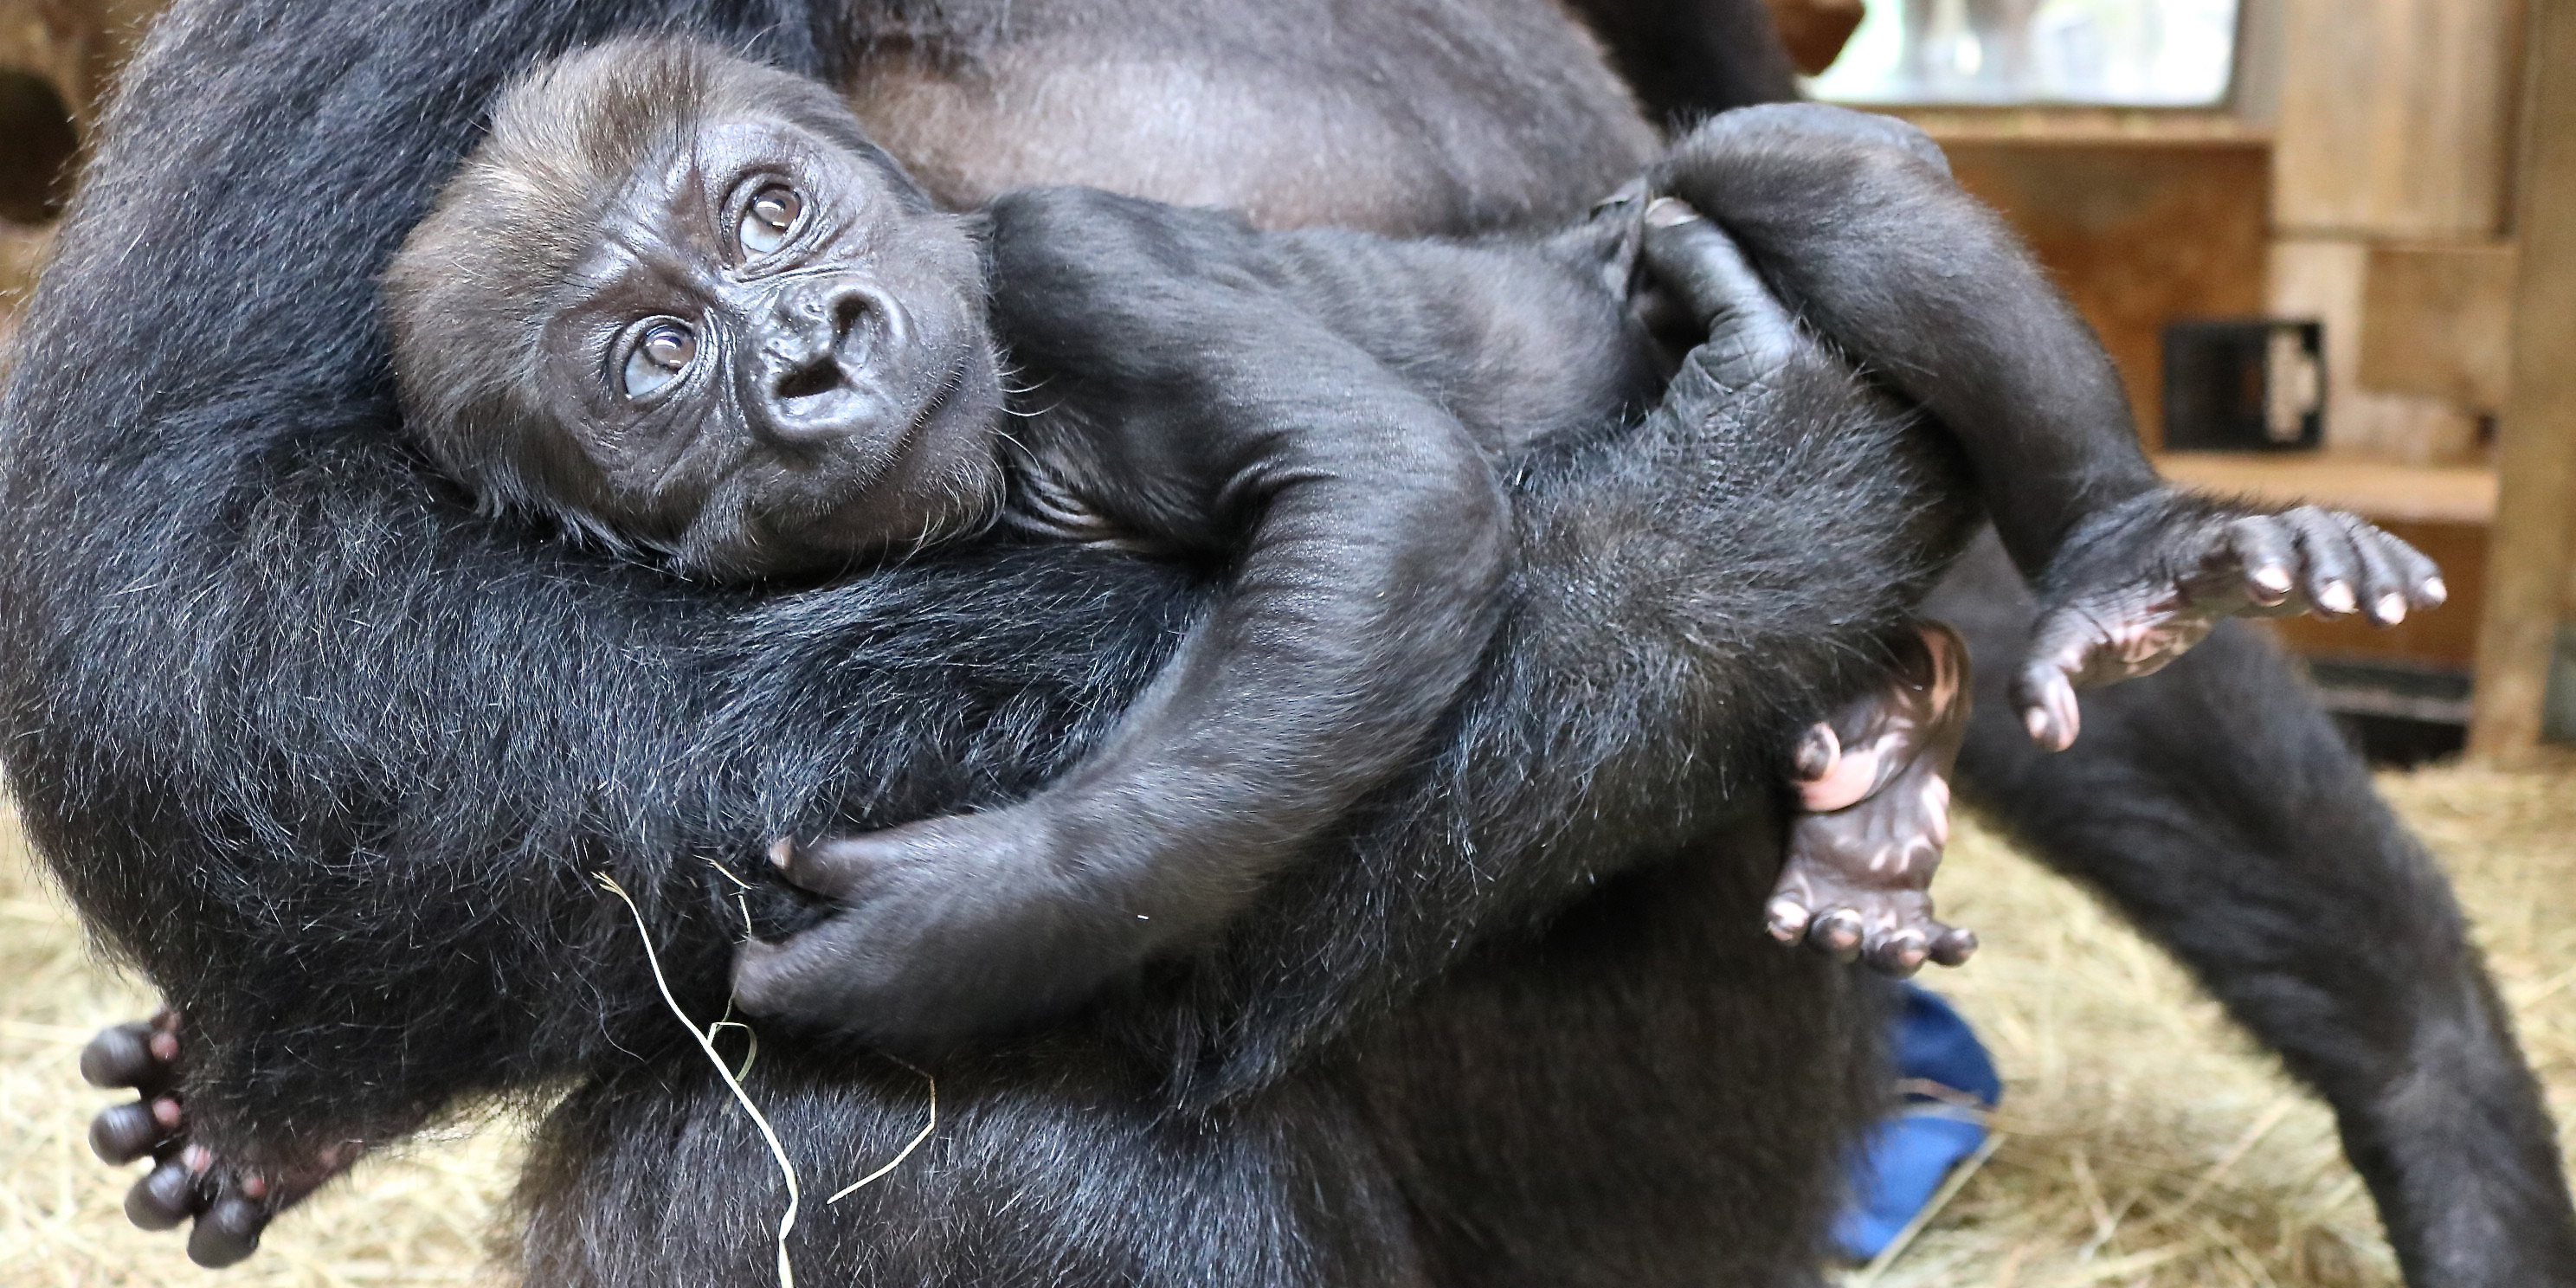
[840,9,1660,237]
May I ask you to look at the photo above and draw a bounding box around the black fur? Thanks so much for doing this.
[7,0,2572,1284]
[0,0,1976,1280]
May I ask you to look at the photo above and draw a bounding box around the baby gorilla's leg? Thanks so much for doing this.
[1768,623,1978,976]
[81,1013,367,1267]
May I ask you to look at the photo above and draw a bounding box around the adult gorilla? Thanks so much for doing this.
[3,4,2568,1288]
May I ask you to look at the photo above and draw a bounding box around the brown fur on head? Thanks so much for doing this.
[383,37,1001,578]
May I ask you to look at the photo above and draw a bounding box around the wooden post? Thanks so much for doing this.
[2469,0,2576,758]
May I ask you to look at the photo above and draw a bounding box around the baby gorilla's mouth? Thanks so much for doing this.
[773,357,841,405]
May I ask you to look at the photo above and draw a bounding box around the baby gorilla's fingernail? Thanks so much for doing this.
[1645,197,1701,228]
[2423,576,2449,605]
[2024,706,2051,743]
[767,838,795,869]
[150,1032,178,1062]
[184,1144,212,1174]
[2251,565,2293,596]
[2319,582,2358,614]
[152,1098,183,1129]
[2374,593,2406,624]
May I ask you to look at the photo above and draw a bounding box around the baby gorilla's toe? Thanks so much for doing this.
[1864,927,1931,978]
[1808,908,1866,962]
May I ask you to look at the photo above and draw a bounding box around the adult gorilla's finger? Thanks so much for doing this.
[90,1100,168,1164]
[80,1021,161,1090]
[126,1160,201,1232]
[188,1195,267,1268]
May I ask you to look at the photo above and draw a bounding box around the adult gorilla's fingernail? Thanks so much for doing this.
[2374,593,2406,624]
[2251,564,2292,596]
[2423,576,2449,605]
[767,838,794,869]
[2319,582,2357,614]
[2024,707,2050,743]
[1791,723,1839,781]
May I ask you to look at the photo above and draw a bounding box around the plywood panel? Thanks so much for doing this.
[1937,139,2270,448]
[2360,242,2517,411]
[2273,0,2521,237]
[2269,236,2485,462]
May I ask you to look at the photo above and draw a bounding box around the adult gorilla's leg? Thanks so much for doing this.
[1933,533,2576,1288]
[1359,818,1884,1288]
[512,1042,1427,1288]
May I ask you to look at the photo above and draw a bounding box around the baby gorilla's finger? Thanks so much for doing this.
[730,936,828,1019]
[2220,515,2298,607]
[2280,506,2362,615]
[90,1100,169,1164]
[188,1193,268,1268]
[1638,203,1796,385]
[764,835,874,900]
[80,1021,164,1091]
[126,1159,202,1232]
[1928,925,1979,968]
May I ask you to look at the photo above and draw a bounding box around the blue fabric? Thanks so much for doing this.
[1833,985,2000,1261]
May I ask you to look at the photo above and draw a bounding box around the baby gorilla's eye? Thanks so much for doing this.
[739,184,805,256]
[619,319,698,399]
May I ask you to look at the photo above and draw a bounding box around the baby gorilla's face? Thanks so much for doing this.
[530,112,1003,572]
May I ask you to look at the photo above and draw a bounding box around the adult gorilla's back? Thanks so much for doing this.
[0,0,1967,1281]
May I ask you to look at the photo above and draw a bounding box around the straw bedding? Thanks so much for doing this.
[3,759,2568,1286]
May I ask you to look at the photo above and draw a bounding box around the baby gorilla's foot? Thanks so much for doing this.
[82,1012,364,1267]
[731,809,1163,1053]
[1768,623,1977,977]
[2013,492,2447,750]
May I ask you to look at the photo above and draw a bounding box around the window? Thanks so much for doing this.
[1808,0,2241,107]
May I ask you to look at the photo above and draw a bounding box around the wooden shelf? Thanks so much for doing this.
[2152,452,2497,526]
[1877,107,2271,146]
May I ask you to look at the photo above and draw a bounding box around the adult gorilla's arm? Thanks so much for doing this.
[0,0,1957,1175]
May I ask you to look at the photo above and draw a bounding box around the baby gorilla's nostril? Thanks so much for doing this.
[775,359,842,403]
[831,293,873,346]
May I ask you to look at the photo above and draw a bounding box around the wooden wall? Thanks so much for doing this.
[1939,137,2271,449]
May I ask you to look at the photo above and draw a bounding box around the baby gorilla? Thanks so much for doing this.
[383,39,2443,1041]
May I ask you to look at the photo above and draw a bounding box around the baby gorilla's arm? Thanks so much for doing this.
[731,189,1511,1049]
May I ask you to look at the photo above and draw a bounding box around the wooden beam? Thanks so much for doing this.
[2470,0,2576,758]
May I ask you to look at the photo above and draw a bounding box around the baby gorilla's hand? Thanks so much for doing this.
[1768,623,1977,977]
[731,810,1162,1052]
[81,1012,365,1268]
[2014,492,2446,750]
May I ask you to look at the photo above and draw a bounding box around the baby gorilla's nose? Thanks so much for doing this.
[754,281,903,441]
